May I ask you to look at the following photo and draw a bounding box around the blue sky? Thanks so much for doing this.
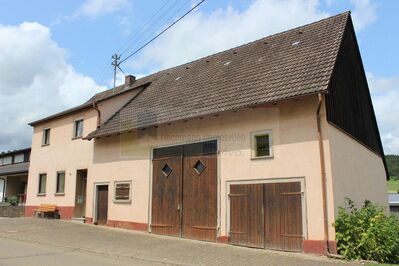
[0,0,398,154]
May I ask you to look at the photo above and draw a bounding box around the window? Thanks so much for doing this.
[38,174,47,194]
[114,181,131,203]
[14,154,24,163]
[252,130,273,158]
[56,172,65,194]
[73,119,83,138]
[1,156,12,165]
[42,128,50,145]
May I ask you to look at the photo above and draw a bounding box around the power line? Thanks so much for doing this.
[119,0,206,65]
[118,0,177,56]
[120,0,187,57]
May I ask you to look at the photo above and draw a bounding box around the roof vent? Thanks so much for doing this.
[125,75,136,85]
[292,41,301,46]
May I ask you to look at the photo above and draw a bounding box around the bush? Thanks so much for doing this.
[334,198,399,264]
[7,195,19,206]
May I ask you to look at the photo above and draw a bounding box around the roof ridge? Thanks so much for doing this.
[88,11,351,99]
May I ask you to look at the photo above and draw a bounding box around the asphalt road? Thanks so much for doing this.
[0,218,357,266]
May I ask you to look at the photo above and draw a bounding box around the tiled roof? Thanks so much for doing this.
[29,82,147,126]
[85,12,350,139]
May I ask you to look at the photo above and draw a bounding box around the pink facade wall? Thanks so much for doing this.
[87,96,332,241]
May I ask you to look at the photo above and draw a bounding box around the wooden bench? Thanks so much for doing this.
[34,204,59,219]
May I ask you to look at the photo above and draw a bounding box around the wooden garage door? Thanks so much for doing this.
[229,184,264,248]
[152,140,217,242]
[229,182,303,251]
[264,182,303,252]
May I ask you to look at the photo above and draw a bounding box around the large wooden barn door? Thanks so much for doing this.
[151,140,217,242]
[151,146,182,237]
[229,184,264,248]
[229,182,303,252]
[182,141,217,242]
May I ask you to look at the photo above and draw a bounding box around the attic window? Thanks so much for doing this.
[224,61,231,66]
[292,41,301,46]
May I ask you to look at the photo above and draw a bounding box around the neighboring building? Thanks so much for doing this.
[26,12,388,255]
[389,193,399,217]
[0,148,31,205]
[25,75,141,220]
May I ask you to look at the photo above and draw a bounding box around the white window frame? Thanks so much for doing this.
[38,173,47,195]
[14,154,24,164]
[251,129,274,159]
[55,171,66,195]
[42,128,51,146]
[2,156,12,165]
[73,119,84,139]
[113,181,132,203]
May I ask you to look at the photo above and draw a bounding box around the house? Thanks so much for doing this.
[0,148,30,205]
[25,12,388,255]
[25,75,140,220]
[389,193,399,217]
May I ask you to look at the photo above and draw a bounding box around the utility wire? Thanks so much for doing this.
[118,0,176,56]
[119,0,206,65]
[120,0,186,57]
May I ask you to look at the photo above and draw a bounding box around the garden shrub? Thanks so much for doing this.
[7,195,19,206]
[334,198,399,264]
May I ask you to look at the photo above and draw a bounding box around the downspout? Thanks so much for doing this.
[92,102,101,128]
[316,93,331,254]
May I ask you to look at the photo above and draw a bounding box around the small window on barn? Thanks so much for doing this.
[73,119,84,138]
[42,128,51,146]
[114,181,131,203]
[38,173,47,195]
[251,130,273,159]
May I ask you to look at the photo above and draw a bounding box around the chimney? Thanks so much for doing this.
[125,75,136,85]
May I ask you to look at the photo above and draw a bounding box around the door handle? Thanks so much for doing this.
[177,204,181,211]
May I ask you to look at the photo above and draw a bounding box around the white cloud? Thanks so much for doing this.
[367,73,399,154]
[128,0,330,72]
[350,0,377,31]
[74,0,129,18]
[0,22,105,151]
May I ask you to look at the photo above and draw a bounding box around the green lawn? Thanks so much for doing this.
[388,179,399,192]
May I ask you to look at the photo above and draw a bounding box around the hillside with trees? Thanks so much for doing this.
[386,154,399,179]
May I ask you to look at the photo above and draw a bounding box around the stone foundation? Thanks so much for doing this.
[0,206,25,217]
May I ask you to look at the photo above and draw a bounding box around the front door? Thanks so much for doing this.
[151,140,217,242]
[96,185,108,225]
[229,182,303,252]
[74,169,87,218]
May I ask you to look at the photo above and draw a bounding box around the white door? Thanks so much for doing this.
[0,179,5,202]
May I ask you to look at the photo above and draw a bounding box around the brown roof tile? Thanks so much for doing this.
[86,12,350,139]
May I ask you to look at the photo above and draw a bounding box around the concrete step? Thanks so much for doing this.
[71,217,85,223]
